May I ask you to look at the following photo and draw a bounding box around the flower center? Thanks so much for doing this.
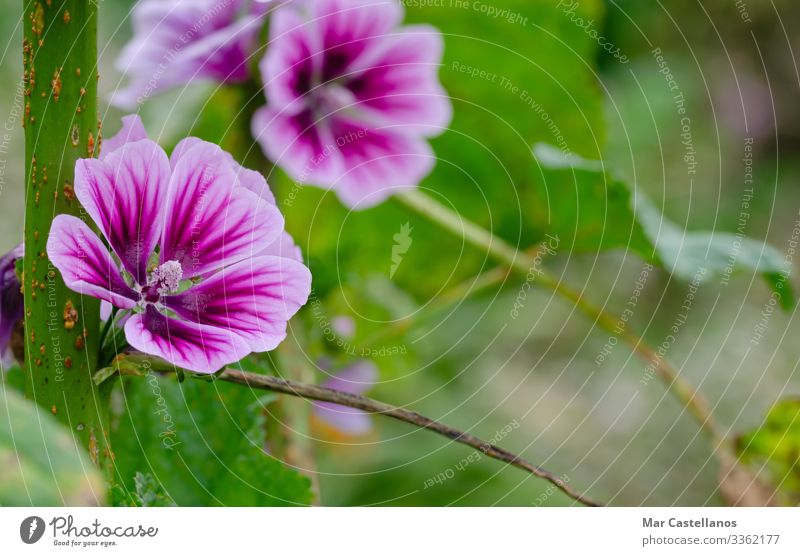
[311,84,356,118]
[142,260,183,303]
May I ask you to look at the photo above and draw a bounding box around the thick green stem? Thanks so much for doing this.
[396,189,725,447]
[22,1,111,472]
[273,328,321,503]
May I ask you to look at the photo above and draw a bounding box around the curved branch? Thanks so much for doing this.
[219,368,601,507]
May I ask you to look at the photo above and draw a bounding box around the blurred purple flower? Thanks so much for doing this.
[715,70,773,141]
[313,360,377,435]
[252,0,452,208]
[47,115,311,373]
[0,244,24,367]
[331,315,355,339]
[112,0,272,108]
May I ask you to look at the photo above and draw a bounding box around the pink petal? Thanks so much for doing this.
[169,137,205,168]
[170,13,262,82]
[321,360,377,394]
[262,231,304,262]
[172,137,277,205]
[101,115,148,159]
[47,216,138,309]
[0,244,24,354]
[347,26,452,135]
[260,6,315,113]
[164,255,311,352]
[232,163,277,205]
[329,117,435,208]
[311,0,404,83]
[263,0,403,111]
[252,106,344,188]
[75,139,170,283]
[313,403,372,435]
[160,140,284,277]
[111,0,259,108]
[124,305,250,374]
[100,301,132,328]
[100,301,113,321]
[311,0,403,36]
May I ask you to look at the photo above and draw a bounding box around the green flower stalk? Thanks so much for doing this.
[22,0,111,471]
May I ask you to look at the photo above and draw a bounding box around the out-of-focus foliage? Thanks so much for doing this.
[0,387,105,506]
[738,399,800,505]
[533,144,794,308]
[532,143,652,254]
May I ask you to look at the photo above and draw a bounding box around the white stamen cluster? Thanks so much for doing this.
[149,260,183,294]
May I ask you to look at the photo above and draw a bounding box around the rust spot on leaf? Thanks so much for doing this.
[31,3,45,36]
[51,67,62,102]
[63,299,78,330]
[89,430,98,465]
[63,182,75,201]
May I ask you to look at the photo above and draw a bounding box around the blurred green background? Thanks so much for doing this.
[1,0,799,506]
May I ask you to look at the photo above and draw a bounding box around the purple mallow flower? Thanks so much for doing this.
[0,244,24,367]
[47,116,311,374]
[252,0,452,208]
[112,0,272,108]
[313,360,377,436]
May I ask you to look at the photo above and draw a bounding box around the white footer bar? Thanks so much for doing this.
[1,507,798,554]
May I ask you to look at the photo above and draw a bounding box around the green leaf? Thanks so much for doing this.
[0,387,105,505]
[532,143,795,308]
[531,144,653,253]
[110,472,175,507]
[211,407,313,506]
[737,399,800,505]
[634,195,794,309]
[111,374,313,506]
